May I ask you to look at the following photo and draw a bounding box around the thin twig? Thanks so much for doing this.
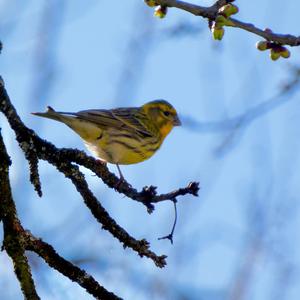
[153,0,300,46]
[27,150,42,197]
[158,199,178,244]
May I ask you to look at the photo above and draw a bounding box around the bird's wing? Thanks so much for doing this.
[75,108,153,138]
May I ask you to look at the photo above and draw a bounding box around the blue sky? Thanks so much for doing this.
[1,1,300,299]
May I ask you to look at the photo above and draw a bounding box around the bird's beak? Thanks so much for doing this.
[173,115,181,126]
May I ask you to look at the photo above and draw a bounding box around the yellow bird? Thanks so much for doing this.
[32,100,181,179]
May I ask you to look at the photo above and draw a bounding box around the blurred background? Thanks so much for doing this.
[1,0,300,299]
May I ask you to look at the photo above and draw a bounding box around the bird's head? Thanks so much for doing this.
[141,99,181,138]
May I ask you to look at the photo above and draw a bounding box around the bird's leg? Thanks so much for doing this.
[116,164,124,181]
[114,164,130,188]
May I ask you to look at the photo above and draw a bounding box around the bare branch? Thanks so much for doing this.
[0,128,122,299]
[24,144,42,197]
[229,18,300,46]
[24,231,122,300]
[53,159,167,267]
[0,131,40,300]
[55,150,200,212]
[153,0,228,18]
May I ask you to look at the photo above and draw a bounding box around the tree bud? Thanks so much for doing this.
[218,4,239,17]
[270,49,280,61]
[211,23,225,40]
[144,0,158,7]
[256,41,269,51]
[154,5,167,18]
[280,48,291,59]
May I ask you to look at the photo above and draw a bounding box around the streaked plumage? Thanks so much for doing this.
[32,99,181,178]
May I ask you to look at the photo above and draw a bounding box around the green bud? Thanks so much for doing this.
[218,4,239,17]
[280,48,291,59]
[215,15,227,27]
[270,49,280,61]
[144,0,158,7]
[154,5,167,18]
[256,41,269,51]
[215,15,235,27]
[212,23,225,40]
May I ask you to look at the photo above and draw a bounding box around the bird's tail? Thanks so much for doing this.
[31,106,76,123]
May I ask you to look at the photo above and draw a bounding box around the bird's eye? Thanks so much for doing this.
[163,111,170,117]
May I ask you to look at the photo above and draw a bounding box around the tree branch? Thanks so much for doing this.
[55,149,200,212]
[0,129,122,299]
[0,130,40,300]
[153,0,300,46]
[24,231,122,300]
[153,0,228,18]
[53,158,167,267]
